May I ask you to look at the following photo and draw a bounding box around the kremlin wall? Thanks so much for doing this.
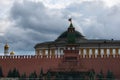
[0,19,120,79]
[0,54,120,78]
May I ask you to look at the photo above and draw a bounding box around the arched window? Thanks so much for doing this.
[79,49,81,54]
[45,50,48,55]
[100,49,104,55]
[107,49,110,55]
[83,49,86,55]
[95,49,98,55]
[72,47,75,50]
[68,47,70,50]
[118,49,120,54]
[112,49,116,55]
[89,49,92,55]
[40,50,42,55]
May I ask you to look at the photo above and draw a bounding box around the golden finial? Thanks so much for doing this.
[10,51,15,56]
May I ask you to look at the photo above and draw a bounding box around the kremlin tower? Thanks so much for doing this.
[4,43,9,55]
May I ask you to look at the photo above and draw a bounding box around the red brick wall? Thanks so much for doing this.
[0,55,120,78]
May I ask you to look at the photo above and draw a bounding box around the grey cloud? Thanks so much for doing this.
[2,0,68,52]
[1,0,120,54]
[65,1,120,40]
[10,1,67,34]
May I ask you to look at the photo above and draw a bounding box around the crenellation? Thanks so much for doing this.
[0,52,120,59]
[91,54,95,58]
[55,55,58,58]
[28,55,31,58]
[85,55,89,58]
[1,47,120,60]
[103,54,106,58]
[35,55,38,58]
[10,56,13,58]
[18,56,20,58]
[30,55,34,58]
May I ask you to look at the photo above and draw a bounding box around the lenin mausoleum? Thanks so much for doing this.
[0,19,120,80]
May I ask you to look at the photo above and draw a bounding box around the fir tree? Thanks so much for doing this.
[29,71,37,80]
[46,71,51,80]
[7,68,20,78]
[106,70,115,80]
[97,70,104,80]
[20,73,26,80]
[55,72,61,80]
[89,69,95,80]
[0,66,3,77]
[39,68,43,80]
[12,68,20,77]
[7,70,12,77]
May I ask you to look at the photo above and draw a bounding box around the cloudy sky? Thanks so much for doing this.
[0,0,120,54]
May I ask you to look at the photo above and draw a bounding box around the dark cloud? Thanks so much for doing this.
[83,4,120,39]
[65,1,120,39]
[0,0,68,53]
[10,1,67,34]
[1,0,120,54]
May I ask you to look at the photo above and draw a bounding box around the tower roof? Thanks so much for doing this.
[35,19,87,48]
[55,19,86,42]
[4,43,9,49]
[57,31,84,39]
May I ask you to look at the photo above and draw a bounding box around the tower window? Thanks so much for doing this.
[107,49,110,54]
[68,47,70,50]
[89,49,92,55]
[95,49,98,54]
[72,47,75,50]
[83,49,86,55]
[45,50,48,55]
[100,49,104,55]
[119,49,120,54]
[112,49,116,54]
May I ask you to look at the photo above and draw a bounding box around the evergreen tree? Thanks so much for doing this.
[33,71,37,79]
[0,66,3,77]
[12,68,20,77]
[106,70,115,80]
[89,69,95,80]
[40,68,43,76]
[29,71,37,80]
[55,72,61,80]
[20,73,26,80]
[39,68,43,80]
[97,70,104,80]
[7,70,12,77]
[46,71,51,80]
[39,74,43,80]
[7,68,20,78]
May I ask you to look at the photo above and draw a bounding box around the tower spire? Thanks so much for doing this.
[67,18,76,44]
[68,18,73,28]
[68,18,72,23]
[4,42,9,55]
